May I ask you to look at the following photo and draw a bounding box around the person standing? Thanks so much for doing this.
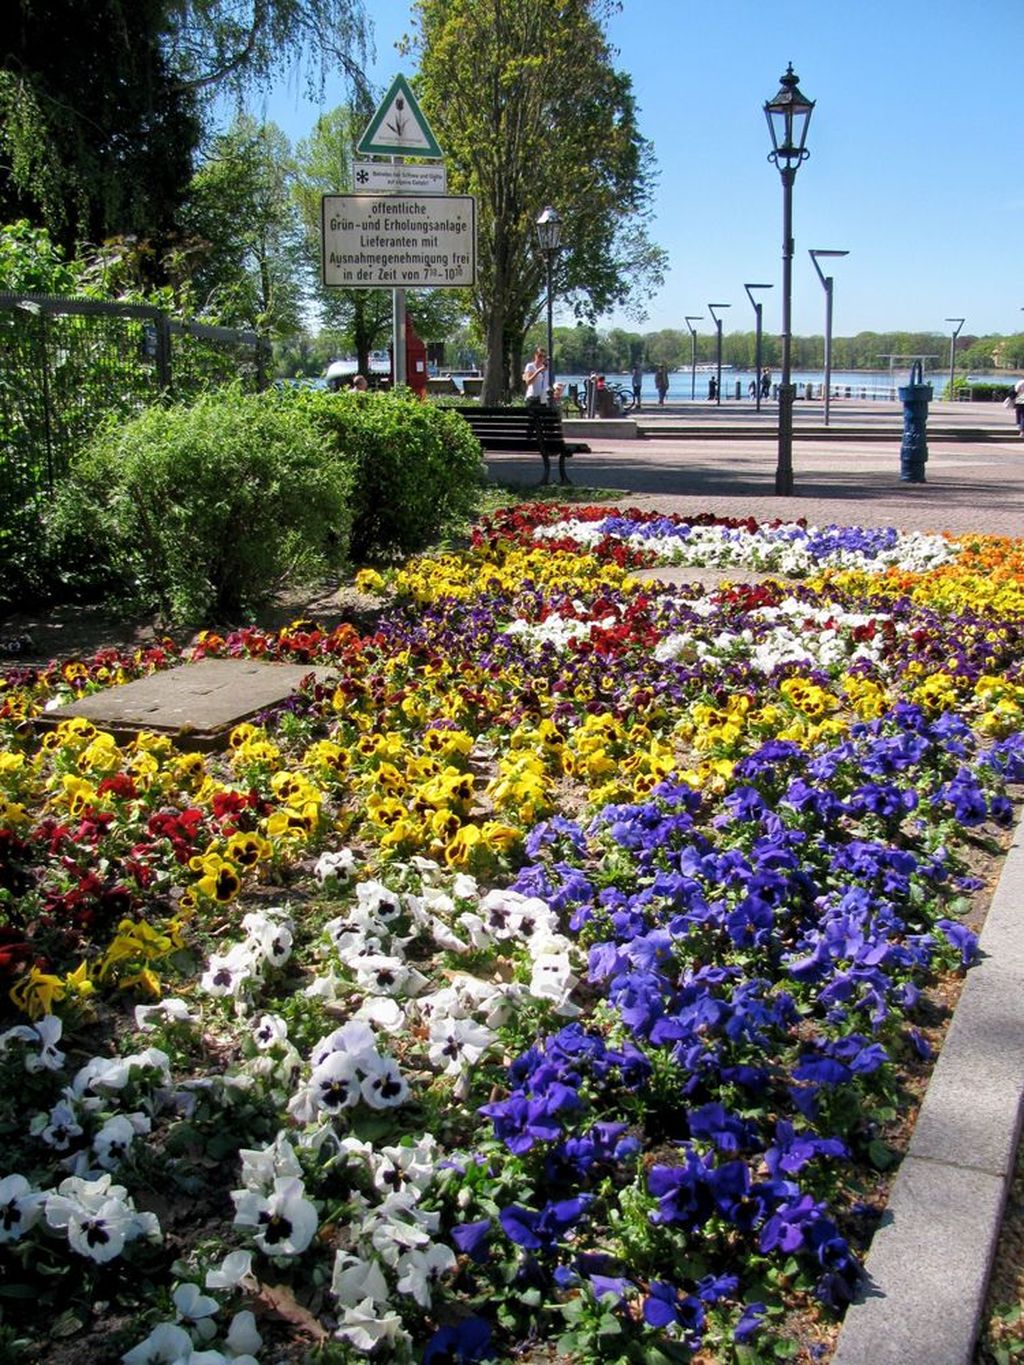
[655,363,669,405]
[523,347,547,407]
[631,361,643,411]
[1012,378,1024,436]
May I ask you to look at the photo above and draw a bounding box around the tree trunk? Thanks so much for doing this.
[484,303,507,404]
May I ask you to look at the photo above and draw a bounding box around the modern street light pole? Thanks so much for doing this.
[685,315,703,399]
[945,316,965,401]
[708,303,730,404]
[744,284,773,412]
[534,206,563,403]
[809,249,849,426]
[764,64,815,496]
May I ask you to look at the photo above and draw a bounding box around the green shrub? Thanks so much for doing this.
[288,389,484,561]
[48,387,354,623]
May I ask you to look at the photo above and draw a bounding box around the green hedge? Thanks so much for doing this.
[43,386,485,625]
[287,388,485,561]
[48,387,355,624]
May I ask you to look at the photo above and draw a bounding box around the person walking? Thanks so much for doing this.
[523,347,547,407]
[631,361,643,411]
[655,363,669,405]
[760,369,772,400]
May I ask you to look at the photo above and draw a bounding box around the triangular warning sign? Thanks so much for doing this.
[356,74,443,159]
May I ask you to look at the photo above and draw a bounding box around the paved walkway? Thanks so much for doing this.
[487,398,1024,537]
[491,411,1024,1362]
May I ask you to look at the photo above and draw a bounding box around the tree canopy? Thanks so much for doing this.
[409,0,666,401]
[0,0,368,262]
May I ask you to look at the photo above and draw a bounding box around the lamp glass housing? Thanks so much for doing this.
[535,206,562,253]
[765,64,814,166]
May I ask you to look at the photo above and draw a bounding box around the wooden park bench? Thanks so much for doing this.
[455,405,590,485]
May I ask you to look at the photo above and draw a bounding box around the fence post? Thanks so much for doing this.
[38,310,55,492]
[154,312,171,392]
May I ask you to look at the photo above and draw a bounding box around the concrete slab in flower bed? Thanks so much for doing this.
[36,658,340,750]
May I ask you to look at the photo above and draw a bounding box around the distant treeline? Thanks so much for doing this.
[531,324,1024,375]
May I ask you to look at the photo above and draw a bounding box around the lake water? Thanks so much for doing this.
[555,368,960,403]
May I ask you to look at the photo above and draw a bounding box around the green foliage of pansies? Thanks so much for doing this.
[48,386,355,623]
[287,387,485,561]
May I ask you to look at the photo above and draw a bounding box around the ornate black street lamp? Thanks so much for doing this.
[708,303,730,404]
[744,284,773,412]
[809,250,848,426]
[764,63,814,495]
[685,315,703,399]
[535,206,562,403]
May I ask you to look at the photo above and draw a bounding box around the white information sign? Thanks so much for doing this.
[321,194,476,289]
[352,159,447,194]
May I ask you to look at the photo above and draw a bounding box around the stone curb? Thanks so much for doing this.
[832,815,1024,1364]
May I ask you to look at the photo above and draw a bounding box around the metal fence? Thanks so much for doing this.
[0,293,269,606]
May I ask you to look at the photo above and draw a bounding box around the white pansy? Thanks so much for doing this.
[355,879,404,921]
[331,1251,392,1307]
[121,1321,194,1364]
[353,996,406,1030]
[232,1174,318,1257]
[172,1281,219,1342]
[70,1048,171,1097]
[370,1136,439,1199]
[236,1133,303,1191]
[251,1013,289,1050]
[242,909,294,968]
[200,942,260,999]
[45,1173,161,1262]
[224,1309,262,1358]
[204,1249,256,1291]
[314,847,357,885]
[93,1113,150,1169]
[36,1098,83,1151]
[427,1015,496,1076]
[0,1173,47,1242]
[364,1191,440,1266]
[307,1050,363,1114]
[350,953,429,998]
[311,1020,379,1069]
[0,1013,65,1072]
[396,1241,458,1307]
[303,968,346,1002]
[528,949,581,1016]
[452,871,479,900]
[335,1297,407,1353]
[360,1056,410,1110]
[133,998,195,1030]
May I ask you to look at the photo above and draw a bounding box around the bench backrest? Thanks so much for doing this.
[455,405,565,437]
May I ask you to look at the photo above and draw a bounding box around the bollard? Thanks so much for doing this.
[735,380,742,400]
[898,360,932,483]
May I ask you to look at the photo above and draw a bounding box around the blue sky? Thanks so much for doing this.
[236,0,1022,339]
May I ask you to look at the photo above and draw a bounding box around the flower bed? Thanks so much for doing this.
[1,506,1023,1364]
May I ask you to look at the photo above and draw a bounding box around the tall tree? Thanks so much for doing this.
[292,107,391,373]
[0,0,200,254]
[0,0,368,263]
[184,116,306,334]
[410,0,666,401]
[165,0,369,102]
